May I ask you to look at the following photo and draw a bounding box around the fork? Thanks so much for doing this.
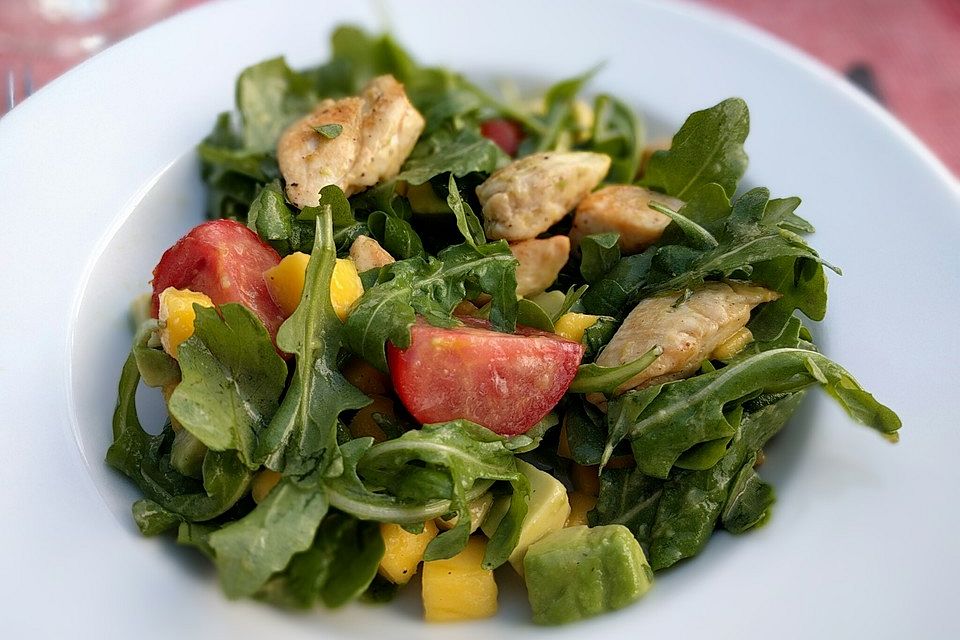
[3,63,34,115]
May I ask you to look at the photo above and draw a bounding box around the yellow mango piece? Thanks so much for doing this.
[265,253,364,321]
[422,536,497,622]
[251,469,282,504]
[379,520,438,585]
[342,356,391,396]
[566,491,598,527]
[710,326,754,361]
[436,493,494,534]
[554,312,599,343]
[349,395,396,443]
[571,463,600,497]
[158,287,214,359]
[264,251,309,317]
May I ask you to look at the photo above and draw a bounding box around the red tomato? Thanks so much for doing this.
[387,316,584,436]
[480,118,524,157]
[151,219,286,340]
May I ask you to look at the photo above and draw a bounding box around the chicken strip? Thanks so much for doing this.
[510,236,570,296]
[278,75,425,207]
[597,282,779,394]
[571,185,685,254]
[476,151,610,241]
[349,235,395,273]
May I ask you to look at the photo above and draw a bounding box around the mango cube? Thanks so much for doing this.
[565,491,598,527]
[554,312,599,343]
[264,253,364,320]
[251,469,282,504]
[349,395,397,443]
[264,251,309,316]
[422,536,497,622]
[157,287,214,359]
[379,520,438,585]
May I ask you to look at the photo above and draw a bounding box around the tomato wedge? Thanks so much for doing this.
[480,118,524,157]
[387,316,584,435]
[151,219,286,340]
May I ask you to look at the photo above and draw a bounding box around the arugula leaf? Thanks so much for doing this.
[236,57,317,153]
[325,438,496,524]
[517,298,556,332]
[130,320,179,388]
[132,498,181,536]
[529,67,598,152]
[397,127,508,185]
[343,241,518,371]
[720,452,776,533]
[107,352,252,521]
[580,252,653,317]
[748,256,827,340]
[763,196,815,234]
[358,420,530,568]
[579,232,621,283]
[317,515,385,607]
[447,175,486,247]
[563,400,608,465]
[641,97,749,199]
[255,208,370,485]
[568,345,662,395]
[209,481,330,599]
[313,123,343,139]
[647,393,804,569]
[590,466,664,551]
[587,94,644,182]
[168,304,286,469]
[648,201,719,250]
[607,348,901,479]
[582,316,619,361]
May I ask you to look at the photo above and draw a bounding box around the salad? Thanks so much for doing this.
[108,26,901,626]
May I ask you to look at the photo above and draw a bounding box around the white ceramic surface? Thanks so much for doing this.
[1,0,958,638]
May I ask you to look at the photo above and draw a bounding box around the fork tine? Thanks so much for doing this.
[4,68,14,113]
[22,64,33,98]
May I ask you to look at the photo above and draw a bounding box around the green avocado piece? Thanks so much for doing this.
[523,524,653,625]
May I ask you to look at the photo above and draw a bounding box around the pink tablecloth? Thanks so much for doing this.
[4,0,958,176]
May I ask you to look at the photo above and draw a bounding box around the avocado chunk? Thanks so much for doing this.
[481,460,570,575]
[523,524,653,625]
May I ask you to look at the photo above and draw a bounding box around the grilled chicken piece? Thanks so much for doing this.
[476,151,610,241]
[571,185,685,254]
[597,282,779,394]
[510,236,570,296]
[278,75,425,207]
[349,235,395,273]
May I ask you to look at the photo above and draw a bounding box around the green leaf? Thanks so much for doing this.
[132,499,181,536]
[131,320,179,388]
[357,421,530,569]
[255,205,370,485]
[106,352,252,521]
[168,304,287,468]
[568,345,662,395]
[579,232,621,283]
[641,97,749,199]
[517,298,555,332]
[313,123,343,139]
[748,256,827,341]
[648,201,719,250]
[209,481,329,598]
[721,453,776,533]
[607,348,901,479]
[318,515,385,607]
[647,393,803,569]
[591,467,663,552]
[529,66,598,152]
[397,127,508,185]
[580,252,653,317]
[236,57,317,153]
[563,400,607,465]
[447,175,486,247]
[343,241,518,371]
[763,196,815,234]
[587,93,644,182]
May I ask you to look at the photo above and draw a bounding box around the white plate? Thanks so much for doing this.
[1,0,958,637]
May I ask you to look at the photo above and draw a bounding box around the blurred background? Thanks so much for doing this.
[2,0,957,176]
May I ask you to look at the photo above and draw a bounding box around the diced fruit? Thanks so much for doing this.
[251,469,281,504]
[554,312,599,343]
[480,118,523,156]
[151,219,285,339]
[388,316,584,436]
[264,254,364,321]
[379,520,439,585]
[342,356,392,396]
[264,251,310,316]
[481,460,570,575]
[422,536,498,622]
[330,258,364,321]
[348,395,396,443]
[571,463,600,497]
[523,525,653,625]
[157,287,214,358]
[405,182,451,214]
[436,493,494,534]
[557,419,572,459]
[710,326,754,360]
[565,492,597,527]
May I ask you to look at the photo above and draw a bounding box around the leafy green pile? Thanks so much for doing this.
[107,25,900,619]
